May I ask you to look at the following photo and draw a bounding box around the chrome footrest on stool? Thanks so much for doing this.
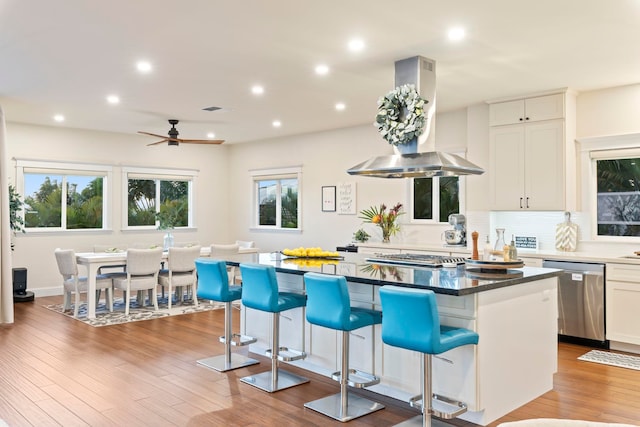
[265,346,307,362]
[331,369,380,388]
[218,333,257,347]
[409,393,468,419]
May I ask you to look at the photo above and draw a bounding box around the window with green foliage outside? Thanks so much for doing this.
[127,178,190,228]
[252,167,301,230]
[596,157,640,237]
[412,176,460,223]
[23,173,105,229]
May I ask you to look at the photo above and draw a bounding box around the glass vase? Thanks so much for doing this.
[163,232,174,250]
[382,227,391,243]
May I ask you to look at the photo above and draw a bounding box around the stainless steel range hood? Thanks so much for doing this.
[347,56,484,178]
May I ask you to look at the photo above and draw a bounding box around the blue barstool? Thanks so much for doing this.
[195,259,259,372]
[239,263,309,392]
[379,285,479,427]
[303,272,385,422]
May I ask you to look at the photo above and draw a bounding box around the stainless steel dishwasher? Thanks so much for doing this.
[542,260,608,348]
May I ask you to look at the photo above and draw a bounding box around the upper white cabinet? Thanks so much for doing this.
[489,93,565,126]
[488,90,576,211]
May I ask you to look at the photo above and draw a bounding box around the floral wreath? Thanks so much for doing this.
[374,84,428,146]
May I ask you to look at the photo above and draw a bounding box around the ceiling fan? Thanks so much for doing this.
[138,119,225,146]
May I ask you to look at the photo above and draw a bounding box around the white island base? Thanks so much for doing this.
[241,273,558,426]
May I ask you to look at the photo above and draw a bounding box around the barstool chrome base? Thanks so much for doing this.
[409,393,468,419]
[240,369,309,393]
[304,392,385,422]
[197,354,259,372]
[394,414,451,427]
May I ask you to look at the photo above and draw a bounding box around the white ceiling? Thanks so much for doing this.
[1,0,639,145]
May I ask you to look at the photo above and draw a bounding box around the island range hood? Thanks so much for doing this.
[347,56,484,178]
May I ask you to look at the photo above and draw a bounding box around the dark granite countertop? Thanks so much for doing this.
[219,252,561,296]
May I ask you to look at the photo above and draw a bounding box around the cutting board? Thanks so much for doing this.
[556,213,578,252]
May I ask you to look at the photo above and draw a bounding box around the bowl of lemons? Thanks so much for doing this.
[281,247,341,259]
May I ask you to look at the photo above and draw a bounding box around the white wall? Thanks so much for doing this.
[7,122,230,295]
[226,108,488,252]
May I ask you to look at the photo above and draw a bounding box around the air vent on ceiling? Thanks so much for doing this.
[202,106,222,112]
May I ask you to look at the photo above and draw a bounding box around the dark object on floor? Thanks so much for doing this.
[13,267,34,302]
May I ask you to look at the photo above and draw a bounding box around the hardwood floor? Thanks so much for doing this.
[1,296,639,426]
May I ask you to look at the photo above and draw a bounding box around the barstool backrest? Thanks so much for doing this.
[195,259,231,301]
[239,263,279,311]
[379,285,442,354]
[304,272,351,330]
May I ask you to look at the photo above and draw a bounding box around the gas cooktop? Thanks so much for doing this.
[365,253,467,268]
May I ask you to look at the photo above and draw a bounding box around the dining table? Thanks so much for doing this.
[75,246,257,319]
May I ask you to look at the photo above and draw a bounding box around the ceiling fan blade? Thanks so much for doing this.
[179,139,225,145]
[138,131,168,139]
[146,139,169,146]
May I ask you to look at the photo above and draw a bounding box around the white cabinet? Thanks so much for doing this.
[606,263,640,347]
[489,93,564,126]
[488,89,575,211]
[490,119,565,210]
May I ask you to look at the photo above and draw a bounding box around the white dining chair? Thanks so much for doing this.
[113,248,164,315]
[55,248,114,318]
[158,245,201,309]
[210,243,240,284]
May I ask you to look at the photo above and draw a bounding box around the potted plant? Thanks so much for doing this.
[9,184,25,250]
[353,228,370,243]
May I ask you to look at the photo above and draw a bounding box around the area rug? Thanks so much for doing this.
[44,296,225,327]
[578,349,640,371]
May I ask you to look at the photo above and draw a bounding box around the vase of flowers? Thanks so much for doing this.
[359,203,404,243]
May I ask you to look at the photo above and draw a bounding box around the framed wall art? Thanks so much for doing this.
[322,186,336,212]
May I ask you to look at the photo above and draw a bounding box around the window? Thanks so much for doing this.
[123,167,196,229]
[16,160,111,231]
[592,150,640,237]
[251,167,301,230]
[410,176,463,223]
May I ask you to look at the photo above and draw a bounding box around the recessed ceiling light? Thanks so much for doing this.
[272,120,281,128]
[136,60,152,73]
[53,114,65,122]
[335,102,346,111]
[106,95,120,105]
[348,38,365,52]
[448,27,466,41]
[207,132,216,139]
[252,85,264,95]
[315,64,329,75]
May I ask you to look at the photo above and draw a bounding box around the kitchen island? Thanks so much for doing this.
[220,252,561,426]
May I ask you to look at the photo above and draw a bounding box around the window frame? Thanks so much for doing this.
[15,159,112,233]
[121,166,198,231]
[249,166,302,232]
[589,147,640,241]
[407,175,466,224]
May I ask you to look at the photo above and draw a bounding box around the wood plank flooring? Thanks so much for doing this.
[1,296,639,426]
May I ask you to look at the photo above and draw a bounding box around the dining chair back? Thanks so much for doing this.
[158,245,201,308]
[54,248,113,318]
[113,247,163,315]
[210,243,240,283]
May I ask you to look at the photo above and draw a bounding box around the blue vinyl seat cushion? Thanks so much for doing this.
[304,272,382,332]
[196,258,242,303]
[379,285,478,355]
[240,263,307,313]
